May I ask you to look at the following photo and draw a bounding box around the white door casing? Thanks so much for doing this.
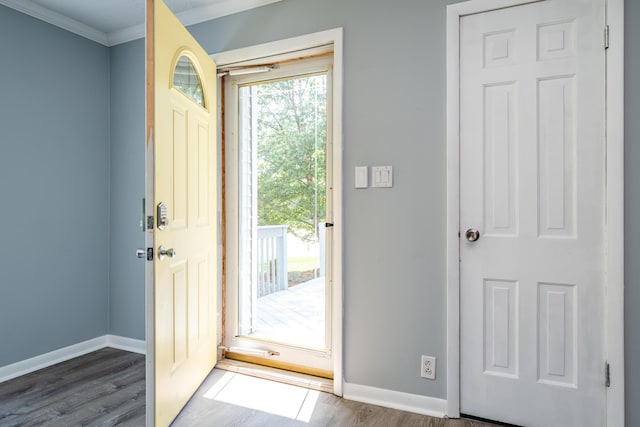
[458,0,606,425]
[213,29,344,395]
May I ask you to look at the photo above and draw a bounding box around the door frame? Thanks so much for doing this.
[212,28,344,396]
[445,0,625,424]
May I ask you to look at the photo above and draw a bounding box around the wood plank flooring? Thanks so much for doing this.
[173,369,499,427]
[0,347,145,426]
[0,348,500,427]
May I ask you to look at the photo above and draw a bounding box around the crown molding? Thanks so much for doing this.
[176,0,283,28]
[107,23,146,47]
[110,0,284,45]
[1,0,284,47]
[0,0,108,45]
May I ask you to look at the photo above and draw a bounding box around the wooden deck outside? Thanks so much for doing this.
[250,277,326,349]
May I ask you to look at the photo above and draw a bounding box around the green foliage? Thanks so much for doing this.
[256,75,327,242]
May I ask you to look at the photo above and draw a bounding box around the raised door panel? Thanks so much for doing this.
[484,83,518,236]
[170,100,188,230]
[483,279,519,378]
[537,77,576,238]
[537,282,577,387]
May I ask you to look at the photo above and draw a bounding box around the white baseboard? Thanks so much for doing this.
[105,334,146,355]
[343,382,447,418]
[0,335,146,383]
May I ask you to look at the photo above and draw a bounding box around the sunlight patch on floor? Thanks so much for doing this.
[203,371,319,422]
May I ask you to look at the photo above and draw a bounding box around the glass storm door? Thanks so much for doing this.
[225,56,333,375]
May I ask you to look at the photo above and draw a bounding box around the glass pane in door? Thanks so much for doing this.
[237,73,328,350]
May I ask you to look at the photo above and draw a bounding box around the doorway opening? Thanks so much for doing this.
[221,46,339,380]
[236,72,328,350]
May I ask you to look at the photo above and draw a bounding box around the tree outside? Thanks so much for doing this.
[255,74,327,243]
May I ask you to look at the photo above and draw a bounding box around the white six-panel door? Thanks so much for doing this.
[459,1,606,425]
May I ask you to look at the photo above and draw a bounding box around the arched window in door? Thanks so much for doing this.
[173,55,205,107]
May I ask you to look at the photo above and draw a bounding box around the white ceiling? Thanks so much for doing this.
[0,0,283,46]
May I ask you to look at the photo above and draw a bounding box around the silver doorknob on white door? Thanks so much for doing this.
[158,245,176,260]
[136,248,146,258]
[465,228,480,242]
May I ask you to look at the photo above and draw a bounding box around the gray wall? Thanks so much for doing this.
[108,40,146,340]
[189,0,451,398]
[625,0,639,424]
[0,5,110,366]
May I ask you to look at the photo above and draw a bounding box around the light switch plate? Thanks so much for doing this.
[372,166,393,188]
[355,166,368,188]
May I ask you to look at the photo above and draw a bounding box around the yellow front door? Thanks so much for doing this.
[146,1,217,425]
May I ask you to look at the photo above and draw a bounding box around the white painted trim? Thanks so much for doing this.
[0,0,108,45]
[343,382,447,418]
[445,3,462,418]
[331,28,344,399]
[447,0,539,17]
[213,29,342,66]
[446,0,625,424]
[0,335,147,383]
[176,0,283,29]
[109,0,285,46]
[605,0,625,425]
[108,23,146,47]
[214,28,344,397]
[0,337,106,383]
[105,335,147,355]
[0,0,284,46]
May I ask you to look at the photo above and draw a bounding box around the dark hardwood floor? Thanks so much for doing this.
[0,348,145,426]
[0,349,499,427]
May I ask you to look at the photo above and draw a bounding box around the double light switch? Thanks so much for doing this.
[355,166,393,189]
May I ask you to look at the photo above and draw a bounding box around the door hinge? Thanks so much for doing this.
[605,361,611,387]
[604,25,610,50]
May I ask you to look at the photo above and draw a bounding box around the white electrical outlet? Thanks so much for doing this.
[421,355,436,380]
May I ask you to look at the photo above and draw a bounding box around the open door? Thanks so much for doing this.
[146,0,217,425]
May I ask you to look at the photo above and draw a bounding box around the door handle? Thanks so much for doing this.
[465,228,480,242]
[158,245,176,260]
[136,248,146,259]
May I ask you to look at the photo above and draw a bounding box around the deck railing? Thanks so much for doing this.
[257,225,288,297]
